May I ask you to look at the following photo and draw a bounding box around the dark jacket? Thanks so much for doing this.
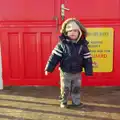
[45,34,93,76]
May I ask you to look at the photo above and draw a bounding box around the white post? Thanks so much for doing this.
[0,44,3,90]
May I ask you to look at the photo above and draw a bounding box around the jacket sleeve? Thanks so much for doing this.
[45,42,63,72]
[83,44,93,76]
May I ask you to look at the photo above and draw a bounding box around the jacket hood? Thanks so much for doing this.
[60,18,87,41]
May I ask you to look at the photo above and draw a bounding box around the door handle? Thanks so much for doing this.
[61,4,70,20]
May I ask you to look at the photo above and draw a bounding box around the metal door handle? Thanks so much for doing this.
[61,4,70,20]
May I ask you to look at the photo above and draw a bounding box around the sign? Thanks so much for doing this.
[86,28,114,72]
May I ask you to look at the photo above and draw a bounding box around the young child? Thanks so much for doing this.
[45,18,93,108]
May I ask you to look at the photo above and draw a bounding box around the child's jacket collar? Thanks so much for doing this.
[59,34,89,45]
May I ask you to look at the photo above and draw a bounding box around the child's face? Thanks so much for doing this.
[67,29,82,40]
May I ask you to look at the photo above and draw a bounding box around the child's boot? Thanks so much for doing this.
[60,102,68,108]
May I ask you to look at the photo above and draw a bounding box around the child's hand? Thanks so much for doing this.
[45,71,50,76]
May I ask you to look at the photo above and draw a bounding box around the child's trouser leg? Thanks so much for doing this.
[71,73,81,105]
[60,72,71,104]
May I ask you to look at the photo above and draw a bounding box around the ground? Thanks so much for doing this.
[0,86,120,120]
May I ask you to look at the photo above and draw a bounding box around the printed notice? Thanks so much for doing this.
[86,28,114,72]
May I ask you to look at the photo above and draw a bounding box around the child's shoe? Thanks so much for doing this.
[72,102,84,108]
[60,103,68,108]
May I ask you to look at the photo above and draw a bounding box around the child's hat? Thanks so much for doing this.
[60,18,87,38]
[65,21,80,32]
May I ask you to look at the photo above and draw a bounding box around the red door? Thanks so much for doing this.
[0,0,62,86]
[1,0,120,86]
[62,0,120,86]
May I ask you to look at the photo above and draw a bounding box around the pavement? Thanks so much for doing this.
[0,86,120,120]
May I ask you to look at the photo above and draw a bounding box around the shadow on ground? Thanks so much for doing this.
[0,86,120,120]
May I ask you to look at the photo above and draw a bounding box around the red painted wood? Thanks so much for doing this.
[0,0,120,86]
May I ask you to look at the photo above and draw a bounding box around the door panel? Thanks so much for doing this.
[8,33,20,79]
[23,33,38,78]
[1,27,60,86]
[0,0,61,86]
[0,0,61,20]
[63,0,120,19]
[63,0,120,86]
